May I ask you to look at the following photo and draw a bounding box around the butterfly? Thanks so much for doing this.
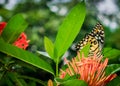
[75,23,104,57]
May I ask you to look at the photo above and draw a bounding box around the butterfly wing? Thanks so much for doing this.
[75,23,104,57]
[89,23,104,50]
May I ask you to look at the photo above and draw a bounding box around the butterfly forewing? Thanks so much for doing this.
[75,23,104,57]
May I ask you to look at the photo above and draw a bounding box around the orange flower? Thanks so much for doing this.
[60,52,117,86]
[0,22,29,49]
[13,33,30,49]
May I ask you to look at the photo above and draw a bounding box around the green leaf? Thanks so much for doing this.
[105,64,120,76]
[5,77,14,86]
[103,47,120,63]
[19,75,46,86]
[103,47,120,57]
[18,79,27,86]
[0,71,5,80]
[28,81,36,86]
[0,39,54,75]
[61,79,88,86]
[7,72,24,86]
[106,76,120,86]
[55,74,80,84]
[1,14,28,44]
[54,2,86,62]
[79,43,90,57]
[44,36,54,59]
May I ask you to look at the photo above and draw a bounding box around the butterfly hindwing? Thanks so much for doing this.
[75,23,104,57]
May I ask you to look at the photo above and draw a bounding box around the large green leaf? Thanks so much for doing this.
[44,36,54,59]
[105,64,120,76]
[54,2,86,62]
[61,79,88,86]
[1,14,28,44]
[0,39,54,75]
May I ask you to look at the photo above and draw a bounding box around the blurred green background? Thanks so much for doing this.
[1,0,120,52]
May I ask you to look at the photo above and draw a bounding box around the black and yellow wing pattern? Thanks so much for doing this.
[75,23,104,57]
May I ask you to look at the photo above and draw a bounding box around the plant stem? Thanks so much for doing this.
[56,61,59,76]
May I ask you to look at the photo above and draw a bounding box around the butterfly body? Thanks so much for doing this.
[76,23,104,57]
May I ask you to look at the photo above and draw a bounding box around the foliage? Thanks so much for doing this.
[60,79,88,86]
[1,14,28,43]
[0,1,120,86]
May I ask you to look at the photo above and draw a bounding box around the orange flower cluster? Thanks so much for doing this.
[0,22,29,49]
[60,52,117,86]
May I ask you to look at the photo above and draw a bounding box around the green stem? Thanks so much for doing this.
[56,61,59,76]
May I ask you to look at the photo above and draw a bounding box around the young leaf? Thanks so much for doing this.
[79,43,90,57]
[1,14,28,44]
[61,79,88,86]
[54,2,86,62]
[44,36,54,59]
[0,39,54,75]
[105,64,120,76]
